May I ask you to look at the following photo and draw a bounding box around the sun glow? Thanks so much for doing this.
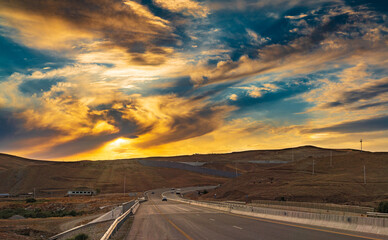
[108,137,132,148]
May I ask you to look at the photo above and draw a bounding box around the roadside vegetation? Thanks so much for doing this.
[376,201,388,213]
[66,233,89,240]
[0,207,82,219]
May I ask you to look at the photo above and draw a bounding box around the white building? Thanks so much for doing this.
[67,188,96,196]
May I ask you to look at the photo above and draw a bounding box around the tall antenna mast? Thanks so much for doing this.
[360,139,363,151]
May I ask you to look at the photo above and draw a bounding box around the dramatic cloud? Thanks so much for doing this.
[0,0,177,65]
[322,78,388,109]
[153,0,209,17]
[0,0,387,159]
[304,115,388,133]
[190,3,388,85]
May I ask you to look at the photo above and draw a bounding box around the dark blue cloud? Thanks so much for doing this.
[345,0,388,14]
[40,134,119,159]
[222,78,314,125]
[0,35,71,79]
[305,115,388,133]
[322,78,388,108]
[0,110,60,152]
[229,78,312,108]
[18,78,65,95]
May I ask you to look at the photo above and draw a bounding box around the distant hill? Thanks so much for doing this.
[195,150,388,206]
[0,146,386,206]
[0,154,226,196]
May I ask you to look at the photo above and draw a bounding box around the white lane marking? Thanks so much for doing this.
[233,225,243,230]
[209,218,215,221]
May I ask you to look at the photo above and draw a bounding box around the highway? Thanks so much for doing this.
[126,188,387,240]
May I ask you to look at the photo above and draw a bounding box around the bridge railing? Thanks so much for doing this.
[100,200,140,240]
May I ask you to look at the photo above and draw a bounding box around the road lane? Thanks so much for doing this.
[126,188,388,240]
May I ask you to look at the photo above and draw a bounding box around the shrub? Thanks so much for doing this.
[74,233,89,240]
[26,198,36,203]
[376,201,388,213]
[65,233,89,240]
[0,208,82,219]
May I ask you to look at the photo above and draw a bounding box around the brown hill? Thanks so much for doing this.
[197,151,388,207]
[0,155,226,196]
[140,145,357,163]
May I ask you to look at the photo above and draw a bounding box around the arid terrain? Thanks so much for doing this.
[0,146,387,239]
[0,194,134,240]
[1,146,387,205]
[194,149,388,207]
[0,154,226,196]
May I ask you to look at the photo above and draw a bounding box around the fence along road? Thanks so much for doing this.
[126,188,387,240]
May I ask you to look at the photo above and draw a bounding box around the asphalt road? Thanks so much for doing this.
[126,188,387,240]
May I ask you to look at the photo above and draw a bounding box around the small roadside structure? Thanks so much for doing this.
[67,187,96,196]
[0,193,10,198]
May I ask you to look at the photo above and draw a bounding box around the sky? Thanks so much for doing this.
[0,0,387,160]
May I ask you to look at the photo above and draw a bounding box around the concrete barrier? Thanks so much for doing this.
[168,197,388,236]
[251,200,374,214]
[100,200,141,240]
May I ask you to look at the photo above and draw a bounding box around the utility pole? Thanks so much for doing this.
[330,150,333,167]
[360,139,365,184]
[312,159,315,175]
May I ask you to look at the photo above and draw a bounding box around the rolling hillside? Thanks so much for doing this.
[196,151,388,206]
[0,146,387,206]
[0,154,226,196]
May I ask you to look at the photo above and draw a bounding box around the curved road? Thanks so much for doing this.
[126,188,387,240]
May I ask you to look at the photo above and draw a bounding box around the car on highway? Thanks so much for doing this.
[162,197,167,201]
[151,192,154,194]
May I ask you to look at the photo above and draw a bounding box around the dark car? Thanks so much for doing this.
[162,197,167,201]
[151,192,154,194]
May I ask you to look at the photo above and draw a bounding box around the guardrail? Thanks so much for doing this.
[49,199,143,240]
[100,200,140,240]
[251,200,374,214]
[367,212,388,218]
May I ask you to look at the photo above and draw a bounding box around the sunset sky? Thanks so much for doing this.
[0,0,387,160]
